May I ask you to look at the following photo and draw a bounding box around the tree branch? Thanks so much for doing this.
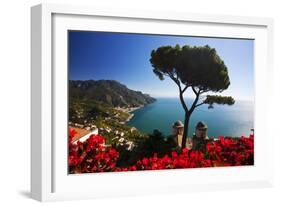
[168,73,189,112]
[195,102,205,108]
[189,88,201,114]
[191,86,203,95]
[177,84,189,112]
[191,86,198,95]
[182,85,188,93]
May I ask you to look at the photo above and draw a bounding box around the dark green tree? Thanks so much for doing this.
[150,45,235,148]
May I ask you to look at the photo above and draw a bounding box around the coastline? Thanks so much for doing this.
[114,99,157,123]
[126,105,144,122]
[126,113,134,122]
[125,100,158,122]
[114,105,145,122]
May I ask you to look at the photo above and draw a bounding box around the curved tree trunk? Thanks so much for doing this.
[182,112,190,148]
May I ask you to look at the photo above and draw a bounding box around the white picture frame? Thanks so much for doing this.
[31,3,274,202]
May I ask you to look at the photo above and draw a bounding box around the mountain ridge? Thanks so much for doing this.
[69,79,156,107]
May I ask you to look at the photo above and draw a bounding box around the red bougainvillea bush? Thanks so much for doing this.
[68,129,254,174]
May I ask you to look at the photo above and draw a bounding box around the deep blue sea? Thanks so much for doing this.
[127,98,254,138]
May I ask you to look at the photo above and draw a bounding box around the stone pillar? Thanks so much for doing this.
[172,120,184,147]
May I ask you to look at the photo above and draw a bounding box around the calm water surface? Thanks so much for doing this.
[127,98,254,138]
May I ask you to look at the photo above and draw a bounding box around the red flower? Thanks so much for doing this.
[69,128,77,138]
[68,127,254,173]
[142,158,149,166]
[171,151,178,158]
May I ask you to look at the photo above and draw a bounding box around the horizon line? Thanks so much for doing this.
[153,96,254,101]
[69,79,253,102]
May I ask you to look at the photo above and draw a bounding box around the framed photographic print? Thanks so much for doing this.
[31,3,274,201]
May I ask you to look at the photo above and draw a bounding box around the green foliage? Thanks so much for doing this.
[150,44,230,92]
[150,45,180,80]
[115,130,177,167]
[69,99,124,123]
[203,95,235,109]
[138,130,176,157]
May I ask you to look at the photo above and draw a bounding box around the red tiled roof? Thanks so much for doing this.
[69,126,91,143]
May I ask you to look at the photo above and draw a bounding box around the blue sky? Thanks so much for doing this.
[69,31,254,101]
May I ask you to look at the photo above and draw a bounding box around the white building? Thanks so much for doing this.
[70,126,99,145]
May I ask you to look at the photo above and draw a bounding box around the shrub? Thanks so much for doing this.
[68,128,254,173]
